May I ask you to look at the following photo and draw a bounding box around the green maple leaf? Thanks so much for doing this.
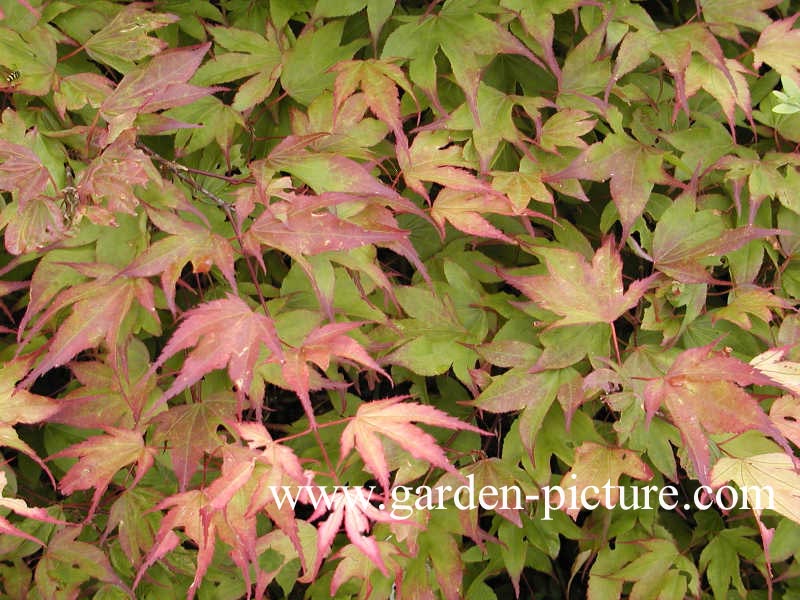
[192,25,282,111]
[382,0,539,118]
[84,4,178,73]
[281,21,367,106]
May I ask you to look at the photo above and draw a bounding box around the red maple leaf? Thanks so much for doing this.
[48,427,155,520]
[282,322,390,428]
[0,140,53,204]
[125,207,237,315]
[308,486,397,580]
[339,396,485,493]
[644,343,794,485]
[147,294,284,416]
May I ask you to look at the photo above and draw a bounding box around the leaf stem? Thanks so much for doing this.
[611,321,622,365]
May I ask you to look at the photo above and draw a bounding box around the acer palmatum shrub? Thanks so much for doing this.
[1,0,800,598]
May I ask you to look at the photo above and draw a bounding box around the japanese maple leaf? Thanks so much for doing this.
[644,343,793,485]
[431,188,548,243]
[651,193,778,283]
[685,56,752,135]
[135,490,211,598]
[0,355,59,483]
[150,394,236,490]
[19,271,156,388]
[331,59,415,149]
[148,294,284,413]
[54,73,116,119]
[233,422,308,569]
[242,191,426,318]
[309,487,397,580]
[3,195,66,255]
[339,396,485,493]
[243,192,411,259]
[501,237,657,327]
[263,137,429,222]
[48,427,155,520]
[330,542,402,597]
[549,133,667,240]
[701,0,782,35]
[50,341,156,430]
[0,470,67,546]
[750,348,800,396]
[770,396,800,448]
[560,443,653,519]
[711,453,800,524]
[753,14,800,88]
[615,24,732,122]
[100,43,218,142]
[77,132,161,216]
[137,449,259,599]
[125,208,237,314]
[84,4,177,72]
[399,130,495,201]
[381,1,540,120]
[0,140,52,204]
[282,322,390,428]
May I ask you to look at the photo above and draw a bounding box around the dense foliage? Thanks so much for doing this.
[2,0,800,598]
